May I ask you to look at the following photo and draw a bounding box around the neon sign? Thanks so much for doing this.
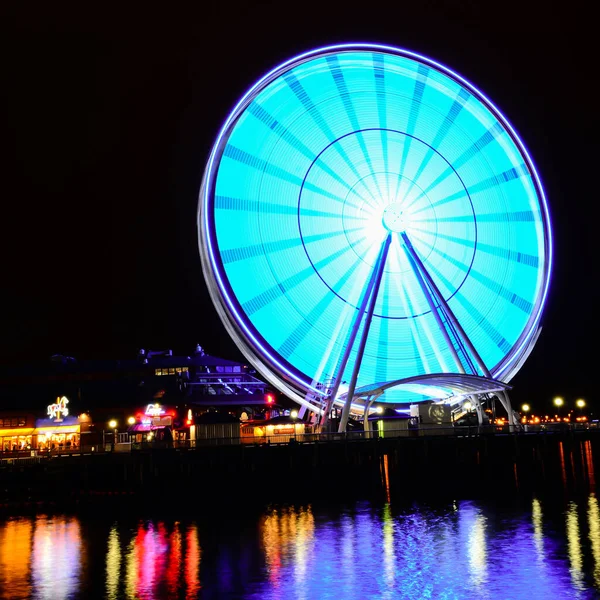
[145,403,165,417]
[47,396,69,420]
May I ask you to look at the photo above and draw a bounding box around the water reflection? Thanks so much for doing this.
[31,517,82,600]
[3,496,600,598]
[105,525,121,599]
[462,503,488,590]
[532,498,545,562]
[566,501,585,589]
[185,524,200,599]
[588,494,600,588]
[261,505,314,592]
[0,518,32,599]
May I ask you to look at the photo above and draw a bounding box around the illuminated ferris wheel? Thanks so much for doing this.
[198,44,552,431]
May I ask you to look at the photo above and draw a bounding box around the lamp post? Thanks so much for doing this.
[553,397,564,422]
[521,404,530,424]
[576,399,586,421]
[108,419,117,451]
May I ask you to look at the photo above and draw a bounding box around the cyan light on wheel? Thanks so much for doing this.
[198,44,552,422]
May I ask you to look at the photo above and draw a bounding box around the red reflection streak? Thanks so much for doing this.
[185,525,201,598]
[586,441,596,488]
[155,523,168,588]
[559,442,567,486]
[166,524,182,596]
[135,523,168,599]
[134,525,149,596]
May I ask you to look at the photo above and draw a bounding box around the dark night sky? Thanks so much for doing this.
[2,2,598,412]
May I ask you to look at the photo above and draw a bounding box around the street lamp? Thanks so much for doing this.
[290,410,298,419]
[127,416,136,425]
[553,397,564,423]
[576,399,586,409]
[522,404,531,413]
[108,420,117,451]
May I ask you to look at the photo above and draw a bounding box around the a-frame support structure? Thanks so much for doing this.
[320,228,515,433]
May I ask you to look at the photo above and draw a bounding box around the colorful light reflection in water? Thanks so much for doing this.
[2,498,600,598]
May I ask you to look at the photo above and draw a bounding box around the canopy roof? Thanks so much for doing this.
[338,373,511,405]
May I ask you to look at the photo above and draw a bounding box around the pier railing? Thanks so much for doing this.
[0,422,595,461]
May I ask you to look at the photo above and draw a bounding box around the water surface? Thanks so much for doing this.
[2,492,600,599]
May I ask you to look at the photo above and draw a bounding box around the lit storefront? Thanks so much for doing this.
[241,416,309,444]
[127,403,178,444]
[35,396,85,451]
[0,396,91,454]
[0,413,36,452]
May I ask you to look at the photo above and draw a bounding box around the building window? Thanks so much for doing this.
[156,366,188,376]
[0,417,27,428]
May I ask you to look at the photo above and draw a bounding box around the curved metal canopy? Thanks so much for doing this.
[338,372,511,404]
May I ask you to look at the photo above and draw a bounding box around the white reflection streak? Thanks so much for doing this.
[293,509,315,600]
[105,526,121,600]
[294,509,314,582]
[532,498,545,563]
[588,494,600,587]
[382,504,396,594]
[467,513,487,589]
[566,502,584,589]
[32,518,82,600]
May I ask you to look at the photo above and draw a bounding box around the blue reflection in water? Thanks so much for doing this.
[250,502,595,600]
[2,498,600,599]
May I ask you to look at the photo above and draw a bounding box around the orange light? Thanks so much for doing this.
[186,419,192,425]
[266,394,274,404]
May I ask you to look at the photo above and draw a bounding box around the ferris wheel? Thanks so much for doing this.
[198,44,552,430]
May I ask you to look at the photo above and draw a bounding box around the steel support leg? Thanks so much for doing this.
[319,240,390,431]
[497,390,516,430]
[401,238,466,374]
[339,235,392,433]
[363,397,375,438]
[401,232,491,378]
[470,394,484,427]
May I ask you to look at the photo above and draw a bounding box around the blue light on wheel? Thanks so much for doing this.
[199,43,552,404]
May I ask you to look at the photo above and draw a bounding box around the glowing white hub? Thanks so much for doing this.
[382,202,407,232]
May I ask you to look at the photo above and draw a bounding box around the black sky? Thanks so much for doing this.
[2,2,598,412]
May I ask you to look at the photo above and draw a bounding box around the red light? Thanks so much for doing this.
[186,419,192,425]
[266,394,274,404]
